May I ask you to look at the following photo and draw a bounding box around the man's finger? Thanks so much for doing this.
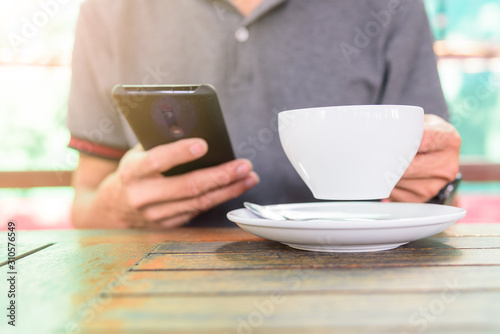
[122,138,208,181]
[158,212,197,229]
[418,115,461,153]
[389,186,422,203]
[401,150,460,181]
[127,159,254,208]
[390,177,448,203]
[140,172,259,222]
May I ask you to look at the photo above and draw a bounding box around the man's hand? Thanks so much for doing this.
[76,138,259,229]
[389,114,461,203]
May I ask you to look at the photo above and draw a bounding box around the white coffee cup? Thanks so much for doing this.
[278,105,424,200]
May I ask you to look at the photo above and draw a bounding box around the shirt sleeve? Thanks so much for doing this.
[378,0,448,121]
[65,0,130,160]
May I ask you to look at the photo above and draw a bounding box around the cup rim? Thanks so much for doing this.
[279,104,423,115]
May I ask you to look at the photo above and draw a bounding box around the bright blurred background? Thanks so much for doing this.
[0,0,499,229]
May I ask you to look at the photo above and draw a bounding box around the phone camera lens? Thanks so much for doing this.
[159,104,177,124]
[159,104,172,112]
[161,110,175,120]
[169,124,184,138]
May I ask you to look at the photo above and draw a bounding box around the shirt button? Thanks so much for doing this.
[235,27,249,42]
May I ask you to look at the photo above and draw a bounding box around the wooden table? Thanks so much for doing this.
[1,224,500,333]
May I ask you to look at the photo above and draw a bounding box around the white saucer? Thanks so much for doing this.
[226,202,466,252]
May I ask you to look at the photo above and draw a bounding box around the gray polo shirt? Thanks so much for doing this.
[67,0,448,226]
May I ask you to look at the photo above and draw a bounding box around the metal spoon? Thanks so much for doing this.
[243,202,378,222]
[244,202,325,221]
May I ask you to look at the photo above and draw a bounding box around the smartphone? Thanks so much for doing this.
[111,84,235,176]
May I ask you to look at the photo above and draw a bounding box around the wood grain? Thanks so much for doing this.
[110,266,500,296]
[460,162,500,181]
[0,170,73,188]
[134,247,500,271]
[150,237,500,255]
[1,226,499,334]
[0,242,53,266]
[0,230,165,334]
[440,223,500,236]
[79,292,500,333]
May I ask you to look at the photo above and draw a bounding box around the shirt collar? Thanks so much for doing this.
[214,0,288,26]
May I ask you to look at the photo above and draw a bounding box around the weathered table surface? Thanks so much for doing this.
[1,224,500,334]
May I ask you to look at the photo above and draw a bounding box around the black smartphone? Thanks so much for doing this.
[111,84,235,176]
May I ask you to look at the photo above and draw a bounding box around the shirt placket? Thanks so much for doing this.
[219,0,288,91]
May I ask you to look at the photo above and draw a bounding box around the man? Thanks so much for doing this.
[67,0,461,228]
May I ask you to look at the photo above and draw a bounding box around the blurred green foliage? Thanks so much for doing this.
[425,0,500,162]
[425,0,500,41]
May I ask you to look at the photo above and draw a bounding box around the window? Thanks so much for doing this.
[0,1,83,229]
[426,0,500,163]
